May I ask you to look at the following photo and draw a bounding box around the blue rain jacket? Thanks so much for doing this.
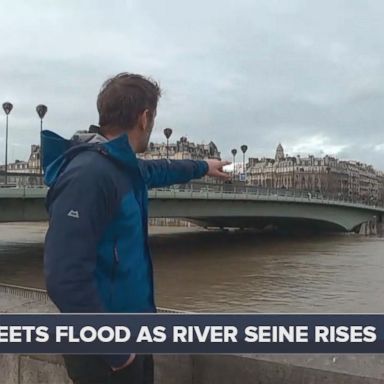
[42,130,208,367]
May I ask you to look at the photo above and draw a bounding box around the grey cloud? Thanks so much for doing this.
[0,0,384,169]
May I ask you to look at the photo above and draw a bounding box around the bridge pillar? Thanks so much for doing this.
[359,216,380,236]
[377,214,384,237]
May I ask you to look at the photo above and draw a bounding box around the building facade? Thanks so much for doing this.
[247,144,384,204]
[139,136,221,161]
[0,145,40,174]
[139,136,222,183]
[0,144,42,185]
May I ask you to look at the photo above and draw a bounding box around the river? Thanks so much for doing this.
[0,223,383,313]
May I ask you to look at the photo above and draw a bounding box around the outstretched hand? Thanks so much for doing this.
[205,160,232,180]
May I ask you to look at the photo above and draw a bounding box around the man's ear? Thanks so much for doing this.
[138,109,151,131]
[136,110,145,131]
[143,109,155,132]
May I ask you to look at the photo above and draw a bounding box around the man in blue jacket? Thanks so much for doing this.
[43,72,229,384]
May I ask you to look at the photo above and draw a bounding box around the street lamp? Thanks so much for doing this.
[2,102,13,185]
[240,145,248,182]
[163,128,172,159]
[36,105,47,177]
[231,148,237,179]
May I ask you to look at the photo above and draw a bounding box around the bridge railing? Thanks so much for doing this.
[1,179,383,210]
[152,181,384,209]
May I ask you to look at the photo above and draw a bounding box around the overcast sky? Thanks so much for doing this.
[1,0,384,169]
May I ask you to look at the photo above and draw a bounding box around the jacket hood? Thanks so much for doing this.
[41,129,138,187]
[70,130,109,145]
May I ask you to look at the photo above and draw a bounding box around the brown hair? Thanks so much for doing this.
[97,72,161,130]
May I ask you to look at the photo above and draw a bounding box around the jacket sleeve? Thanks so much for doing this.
[138,159,209,188]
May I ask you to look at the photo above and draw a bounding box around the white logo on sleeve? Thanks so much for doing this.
[67,210,80,219]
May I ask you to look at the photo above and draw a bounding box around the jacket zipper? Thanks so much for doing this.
[109,239,120,303]
[113,240,120,265]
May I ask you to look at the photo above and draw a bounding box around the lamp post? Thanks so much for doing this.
[231,148,237,179]
[2,102,13,185]
[36,105,48,179]
[240,145,248,182]
[163,128,172,159]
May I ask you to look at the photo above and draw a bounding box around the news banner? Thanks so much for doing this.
[0,314,383,354]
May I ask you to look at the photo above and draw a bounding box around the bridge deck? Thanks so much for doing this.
[1,186,384,213]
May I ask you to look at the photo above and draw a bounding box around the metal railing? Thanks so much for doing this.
[1,180,384,211]
[0,283,186,313]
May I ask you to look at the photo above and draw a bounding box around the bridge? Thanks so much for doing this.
[0,183,383,233]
